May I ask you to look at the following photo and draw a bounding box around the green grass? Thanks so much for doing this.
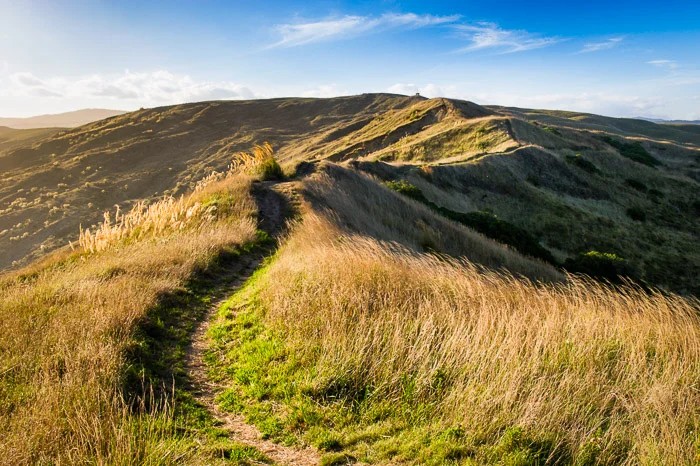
[122,234,276,464]
[206,260,576,465]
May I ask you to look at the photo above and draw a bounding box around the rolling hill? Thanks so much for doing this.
[0,94,698,293]
[0,97,699,464]
[0,108,127,129]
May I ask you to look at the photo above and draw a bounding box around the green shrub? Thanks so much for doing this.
[601,136,660,167]
[386,181,556,264]
[565,154,601,174]
[626,206,646,222]
[624,179,647,192]
[564,251,632,282]
[543,126,562,136]
[256,156,284,181]
[385,180,427,203]
[647,188,664,201]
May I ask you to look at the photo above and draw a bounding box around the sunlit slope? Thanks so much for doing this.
[0,94,420,269]
[0,94,697,294]
[0,126,62,155]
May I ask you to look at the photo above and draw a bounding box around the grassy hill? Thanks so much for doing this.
[0,94,697,294]
[0,126,62,154]
[0,146,698,464]
[0,108,126,129]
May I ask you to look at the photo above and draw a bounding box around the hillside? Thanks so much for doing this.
[0,126,62,154]
[1,145,698,465]
[0,94,697,294]
[0,108,127,129]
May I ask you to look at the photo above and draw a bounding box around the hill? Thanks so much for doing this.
[0,145,698,465]
[0,126,62,153]
[0,94,696,294]
[0,108,127,129]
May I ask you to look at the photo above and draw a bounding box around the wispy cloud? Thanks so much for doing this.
[647,59,678,69]
[1,70,258,104]
[579,37,624,53]
[473,91,665,118]
[270,13,459,48]
[453,22,560,53]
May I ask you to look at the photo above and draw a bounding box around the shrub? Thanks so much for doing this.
[601,136,660,167]
[543,126,562,136]
[386,181,556,264]
[385,180,427,202]
[626,206,646,222]
[565,154,600,174]
[647,188,664,201]
[564,250,632,282]
[233,142,283,181]
[624,178,647,192]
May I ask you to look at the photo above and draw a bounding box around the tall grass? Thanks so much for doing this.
[251,214,700,464]
[0,171,258,464]
[232,142,283,181]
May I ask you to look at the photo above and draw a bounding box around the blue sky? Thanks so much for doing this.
[1,0,699,119]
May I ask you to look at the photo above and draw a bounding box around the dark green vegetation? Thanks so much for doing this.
[601,136,661,167]
[386,180,556,264]
[564,251,633,283]
[0,94,697,293]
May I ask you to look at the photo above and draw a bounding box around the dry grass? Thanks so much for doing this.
[251,211,700,464]
[232,142,283,180]
[303,163,562,283]
[0,171,258,464]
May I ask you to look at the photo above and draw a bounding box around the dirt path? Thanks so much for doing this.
[184,180,319,466]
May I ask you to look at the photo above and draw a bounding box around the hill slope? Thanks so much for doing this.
[0,108,127,129]
[0,94,697,293]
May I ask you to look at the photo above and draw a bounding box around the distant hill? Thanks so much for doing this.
[0,94,697,294]
[637,117,700,125]
[0,108,127,129]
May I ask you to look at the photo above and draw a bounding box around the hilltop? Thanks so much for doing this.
[0,93,697,293]
[0,108,127,129]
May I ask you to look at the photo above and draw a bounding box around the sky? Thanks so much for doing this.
[1,0,700,119]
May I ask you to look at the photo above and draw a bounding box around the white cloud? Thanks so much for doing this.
[386,83,451,97]
[453,22,559,53]
[472,91,665,118]
[1,70,257,104]
[579,37,624,53]
[270,13,459,48]
[301,84,348,98]
[9,72,64,97]
[647,59,678,69]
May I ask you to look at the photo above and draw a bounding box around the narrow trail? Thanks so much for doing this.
[183,180,320,466]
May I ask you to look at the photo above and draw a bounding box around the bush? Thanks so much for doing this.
[624,179,647,192]
[565,154,600,174]
[564,250,632,282]
[386,180,556,264]
[626,206,646,222]
[601,136,660,167]
[233,142,284,181]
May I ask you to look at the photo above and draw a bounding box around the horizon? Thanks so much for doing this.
[2,0,699,119]
[2,94,700,123]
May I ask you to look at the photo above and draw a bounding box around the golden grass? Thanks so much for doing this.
[304,163,562,283]
[247,177,700,464]
[0,171,257,464]
[232,142,283,180]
